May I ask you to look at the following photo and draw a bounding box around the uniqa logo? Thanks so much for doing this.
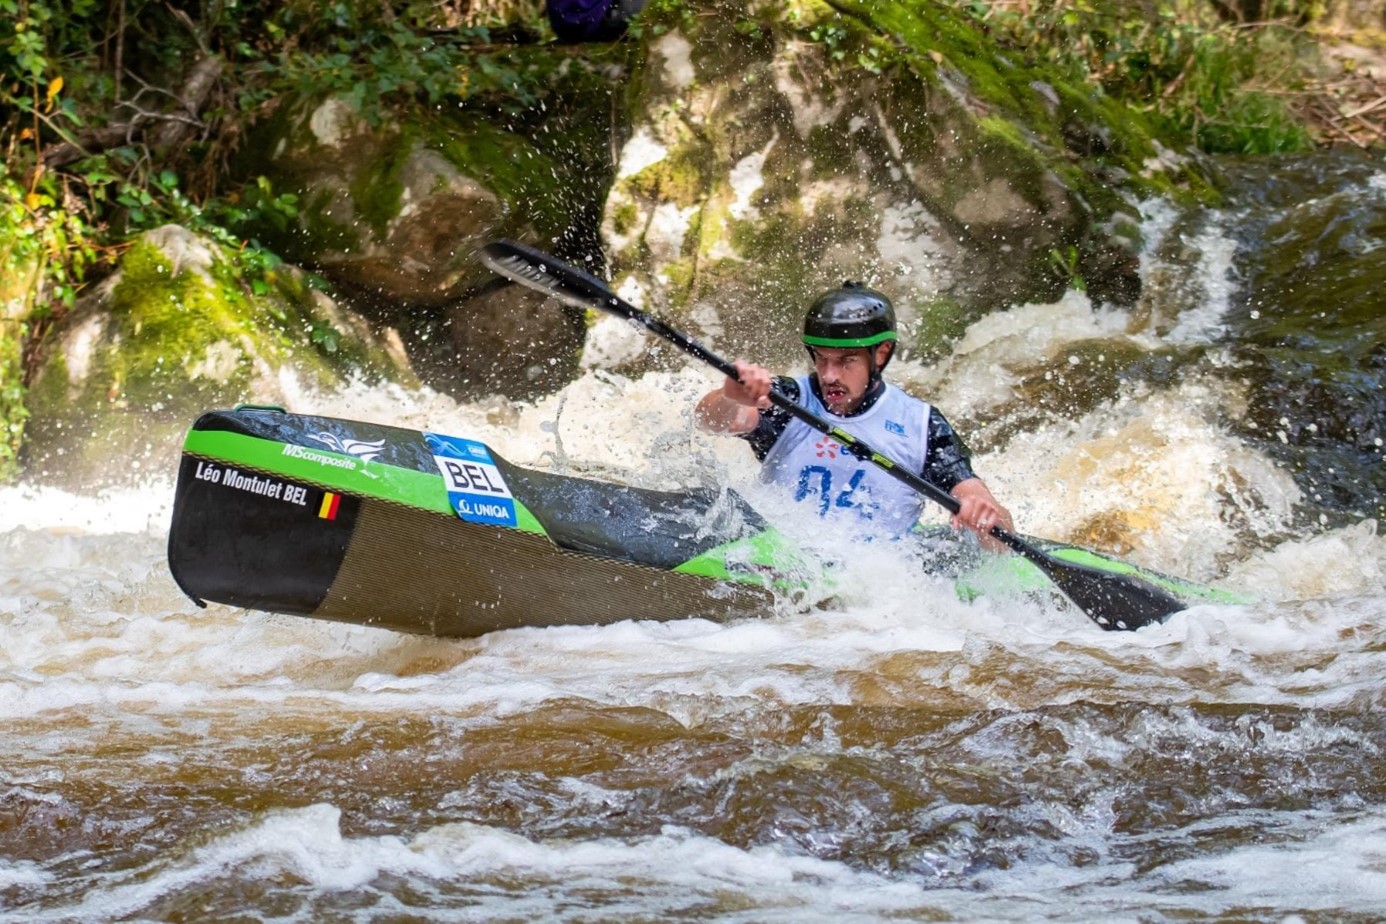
[815,438,839,459]
[309,431,386,462]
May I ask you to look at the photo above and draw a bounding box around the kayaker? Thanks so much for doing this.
[694,282,1014,546]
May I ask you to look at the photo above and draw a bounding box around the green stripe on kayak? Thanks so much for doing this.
[181,429,550,537]
[674,529,821,593]
[955,542,1253,606]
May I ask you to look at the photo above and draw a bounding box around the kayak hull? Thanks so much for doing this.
[168,407,803,638]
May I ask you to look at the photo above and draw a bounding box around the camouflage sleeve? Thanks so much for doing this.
[740,376,800,461]
[922,407,977,491]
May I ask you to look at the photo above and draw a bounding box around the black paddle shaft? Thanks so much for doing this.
[478,238,1187,631]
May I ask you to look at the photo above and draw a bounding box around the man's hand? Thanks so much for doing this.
[950,477,1014,552]
[695,360,773,434]
[722,360,772,409]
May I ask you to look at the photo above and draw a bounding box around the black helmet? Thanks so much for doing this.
[802,282,897,349]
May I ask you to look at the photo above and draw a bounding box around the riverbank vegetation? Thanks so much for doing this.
[0,0,1382,477]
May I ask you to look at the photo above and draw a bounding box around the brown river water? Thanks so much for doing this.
[2,151,1385,921]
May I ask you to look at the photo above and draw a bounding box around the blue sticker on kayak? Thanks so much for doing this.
[424,432,517,528]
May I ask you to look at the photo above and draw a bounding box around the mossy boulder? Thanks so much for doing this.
[242,96,580,304]
[234,51,628,400]
[23,225,414,487]
[0,247,40,482]
[599,0,1218,371]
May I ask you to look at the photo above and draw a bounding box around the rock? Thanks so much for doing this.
[407,282,588,402]
[597,1,1215,370]
[247,98,527,304]
[22,225,414,487]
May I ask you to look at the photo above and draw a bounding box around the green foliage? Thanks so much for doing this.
[0,174,101,315]
[959,0,1316,155]
[0,172,101,477]
[1047,245,1087,292]
[240,1,557,124]
[0,0,558,425]
[0,0,101,79]
[809,19,851,59]
[309,319,342,354]
[640,0,698,37]
[212,176,302,239]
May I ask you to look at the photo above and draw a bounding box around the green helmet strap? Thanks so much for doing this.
[802,330,898,348]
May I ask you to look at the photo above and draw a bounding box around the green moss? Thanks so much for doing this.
[727,211,804,266]
[101,242,260,408]
[661,256,697,298]
[50,235,378,418]
[904,295,974,363]
[0,319,25,482]
[624,145,710,209]
[18,241,254,482]
[973,115,1051,198]
[437,123,570,241]
[243,90,593,265]
[348,136,410,241]
[19,226,413,484]
[830,1,1043,118]
[610,200,639,236]
[831,0,1222,208]
[803,122,866,180]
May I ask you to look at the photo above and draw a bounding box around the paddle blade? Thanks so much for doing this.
[479,239,625,316]
[1032,556,1186,630]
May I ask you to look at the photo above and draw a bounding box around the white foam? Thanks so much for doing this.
[36,797,1386,922]
[1225,518,1384,602]
[1149,809,1386,910]
[27,804,933,922]
[0,481,173,534]
[0,860,49,891]
[895,289,1142,418]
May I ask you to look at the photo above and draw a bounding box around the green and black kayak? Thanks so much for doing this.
[167,406,1247,638]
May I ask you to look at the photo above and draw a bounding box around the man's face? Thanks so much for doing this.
[810,343,891,415]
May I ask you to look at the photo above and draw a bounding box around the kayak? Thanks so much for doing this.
[166,406,1247,638]
[167,405,817,638]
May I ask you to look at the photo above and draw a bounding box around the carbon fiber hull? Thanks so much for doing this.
[168,406,808,638]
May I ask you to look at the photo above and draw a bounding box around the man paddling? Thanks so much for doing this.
[695,282,1013,546]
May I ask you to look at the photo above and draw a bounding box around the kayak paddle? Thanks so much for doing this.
[478,238,1186,631]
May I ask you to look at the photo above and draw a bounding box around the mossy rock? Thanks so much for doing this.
[236,40,630,307]
[0,251,41,482]
[23,225,414,487]
[238,98,559,303]
[599,0,1220,372]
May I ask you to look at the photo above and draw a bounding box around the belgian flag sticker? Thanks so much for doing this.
[318,491,341,520]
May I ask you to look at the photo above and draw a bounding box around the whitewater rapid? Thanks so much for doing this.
[4,191,1386,919]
